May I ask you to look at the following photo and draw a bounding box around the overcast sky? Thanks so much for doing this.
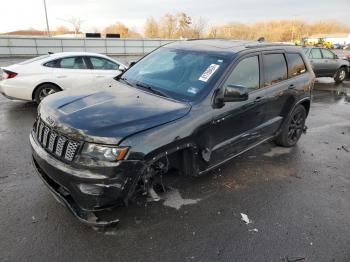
[0,0,349,33]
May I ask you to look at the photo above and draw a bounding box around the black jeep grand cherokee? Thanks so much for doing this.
[30,40,315,226]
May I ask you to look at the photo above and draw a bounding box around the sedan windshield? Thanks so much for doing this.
[119,47,229,102]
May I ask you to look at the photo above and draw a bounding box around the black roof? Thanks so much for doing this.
[166,39,300,54]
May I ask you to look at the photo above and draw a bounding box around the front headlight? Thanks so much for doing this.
[78,143,129,166]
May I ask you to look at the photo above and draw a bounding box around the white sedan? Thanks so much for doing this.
[0,52,127,103]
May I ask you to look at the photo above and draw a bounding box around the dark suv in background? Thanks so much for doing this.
[30,40,315,226]
[303,47,349,83]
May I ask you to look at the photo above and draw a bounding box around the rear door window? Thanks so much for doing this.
[58,57,88,69]
[224,55,260,92]
[263,53,288,86]
[89,57,119,70]
[286,53,306,77]
[321,49,335,59]
[310,49,322,59]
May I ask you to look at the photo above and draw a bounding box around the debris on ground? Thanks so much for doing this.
[240,213,252,225]
[162,189,200,210]
[341,145,349,152]
[248,228,258,232]
[263,147,292,157]
[282,256,306,262]
[31,216,37,223]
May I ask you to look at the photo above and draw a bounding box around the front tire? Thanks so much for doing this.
[34,83,61,103]
[274,105,306,147]
[334,67,347,83]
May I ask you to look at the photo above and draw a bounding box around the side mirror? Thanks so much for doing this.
[223,85,249,102]
[118,65,127,72]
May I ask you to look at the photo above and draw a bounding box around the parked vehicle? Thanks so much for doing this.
[333,44,344,49]
[30,40,315,226]
[344,54,350,63]
[0,52,126,103]
[302,47,349,83]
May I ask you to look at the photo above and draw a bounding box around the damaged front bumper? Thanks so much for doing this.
[30,133,144,227]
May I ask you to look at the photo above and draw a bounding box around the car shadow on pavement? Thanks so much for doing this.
[4,101,37,121]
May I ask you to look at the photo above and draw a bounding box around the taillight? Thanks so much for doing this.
[2,70,17,79]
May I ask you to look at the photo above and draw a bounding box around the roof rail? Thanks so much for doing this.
[186,38,227,41]
[246,43,296,48]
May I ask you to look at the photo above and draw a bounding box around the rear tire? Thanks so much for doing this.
[334,67,347,83]
[274,105,306,147]
[34,83,61,103]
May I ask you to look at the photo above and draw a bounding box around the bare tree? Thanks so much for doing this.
[176,12,191,38]
[190,17,208,38]
[102,22,141,38]
[159,14,177,38]
[144,17,159,38]
[60,17,84,35]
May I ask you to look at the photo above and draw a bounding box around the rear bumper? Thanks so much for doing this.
[30,132,145,226]
[0,80,32,101]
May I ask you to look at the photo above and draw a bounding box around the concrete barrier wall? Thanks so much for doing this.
[0,36,179,57]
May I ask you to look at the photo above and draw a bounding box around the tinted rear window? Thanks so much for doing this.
[286,53,306,77]
[56,57,87,69]
[263,53,288,86]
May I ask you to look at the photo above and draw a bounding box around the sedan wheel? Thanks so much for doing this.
[39,87,57,101]
[34,84,61,103]
[334,68,347,83]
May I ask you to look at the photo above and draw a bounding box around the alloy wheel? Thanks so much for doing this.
[39,87,57,101]
[339,69,346,81]
[287,111,304,144]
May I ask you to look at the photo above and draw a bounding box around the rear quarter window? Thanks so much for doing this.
[43,59,58,68]
[286,53,306,77]
[263,53,288,86]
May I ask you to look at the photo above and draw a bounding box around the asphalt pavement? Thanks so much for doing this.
[0,70,350,261]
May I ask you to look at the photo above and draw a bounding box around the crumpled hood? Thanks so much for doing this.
[39,81,191,144]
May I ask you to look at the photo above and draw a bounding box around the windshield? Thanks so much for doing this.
[119,47,229,102]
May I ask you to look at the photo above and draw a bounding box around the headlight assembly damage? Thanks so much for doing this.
[78,143,129,166]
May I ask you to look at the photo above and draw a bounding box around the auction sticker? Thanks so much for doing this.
[199,64,220,82]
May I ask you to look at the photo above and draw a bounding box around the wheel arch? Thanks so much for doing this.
[144,142,201,177]
[299,99,311,117]
[32,82,62,100]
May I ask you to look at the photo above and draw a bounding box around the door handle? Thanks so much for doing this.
[288,84,295,89]
[254,96,264,103]
[96,75,105,78]
[57,75,67,78]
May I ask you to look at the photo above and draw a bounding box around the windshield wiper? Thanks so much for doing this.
[117,77,133,87]
[135,82,170,98]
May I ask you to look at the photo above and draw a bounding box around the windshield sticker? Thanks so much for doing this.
[199,64,220,82]
[187,87,199,94]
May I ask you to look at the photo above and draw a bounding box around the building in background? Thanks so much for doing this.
[304,33,350,45]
